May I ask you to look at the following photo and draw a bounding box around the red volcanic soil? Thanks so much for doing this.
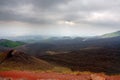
[0,71,120,80]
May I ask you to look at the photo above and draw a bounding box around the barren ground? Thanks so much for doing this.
[0,71,120,80]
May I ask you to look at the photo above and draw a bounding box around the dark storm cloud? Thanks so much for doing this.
[0,0,120,27]
[0,10,54,25]
[31,0,70,9]
[0,0,71,25]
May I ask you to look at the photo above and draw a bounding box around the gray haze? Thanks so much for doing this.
[0,0,120,37]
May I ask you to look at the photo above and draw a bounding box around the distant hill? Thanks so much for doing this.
[0,50,53,70]
[0,39,25,48]
[16,36,120,57]
[101,31,120,38]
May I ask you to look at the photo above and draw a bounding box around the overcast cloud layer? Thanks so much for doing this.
[0,0,120,37]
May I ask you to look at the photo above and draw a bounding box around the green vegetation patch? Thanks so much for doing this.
[0,39,25,48]
[102,31,120,38]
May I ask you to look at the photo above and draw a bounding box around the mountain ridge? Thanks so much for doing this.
[101,31,120,38]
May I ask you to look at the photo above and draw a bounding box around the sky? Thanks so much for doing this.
[0,0,120,37]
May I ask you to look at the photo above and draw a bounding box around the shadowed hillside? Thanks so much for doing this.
[40,48,120,75]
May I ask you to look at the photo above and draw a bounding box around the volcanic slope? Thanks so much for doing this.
[0,50,53,71]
